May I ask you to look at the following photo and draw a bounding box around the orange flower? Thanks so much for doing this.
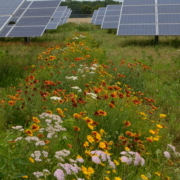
[32,117,40,123]
[109,103,115,108]
[94,110,107,116]
[24,129,33,136]
[73,113,82,119]
[73,126,80,131]
[8,100,16,106]
[31,124,40,131]
[125,131,135,137]
[124,121,131,127]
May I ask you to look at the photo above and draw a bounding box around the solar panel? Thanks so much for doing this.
[8,26,46,37]
[0,26,12,37]
[158,0,180,5]
[120,14,155,24]
[123,0,155,6]
[158,14,180,24]
[91,10,98,24]
[158,5,180,14]
[0,16,11,31]
[101,5,121,29]
[118,24,156,35]
[1,0,62,37]
[0,0,25,32]
[159,24,180,35]
[94,7,106,25]
[122,6,155,14]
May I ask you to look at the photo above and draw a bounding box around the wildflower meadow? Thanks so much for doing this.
[0,23,179,180]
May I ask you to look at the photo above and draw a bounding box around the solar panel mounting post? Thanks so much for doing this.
[24,37,31,43]
[154,36,158,44]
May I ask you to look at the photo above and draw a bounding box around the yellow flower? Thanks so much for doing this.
[159,114,167,118]
[31,124,40,131]
[154,172,161,176]
[29,157,34,163]
[156,124,163,128]
[112,169,117,173]
[114,159,120,165]
[115,178,122,180]
[104,177,110,180]
[87,124,94,130]
[22,176,28,178]
[32,117,40,123]
[125,146,130,151]
[81,166,94,175]
[83,141,89,147]
[106,171,110,174]
[141,174,148,180]
[24,129,33,136]
[99,142,106,149]
[149,130,156,134]
[87,135,94,143]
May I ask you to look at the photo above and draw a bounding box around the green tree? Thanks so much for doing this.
[81,5,93,14]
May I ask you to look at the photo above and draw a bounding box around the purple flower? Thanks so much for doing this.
[54,169,65,180]
[92,156,101,164]
[121,156,132,165]
[164,151,171,158]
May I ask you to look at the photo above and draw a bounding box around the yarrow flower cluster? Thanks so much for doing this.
[120,151,145,166]
[90,150,116,169]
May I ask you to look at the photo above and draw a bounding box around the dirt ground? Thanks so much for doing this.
[67,18,92,23]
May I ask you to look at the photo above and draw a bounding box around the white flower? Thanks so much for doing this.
[54,169,65,180]
[14,137,23,142]
[86,92,97,99]
[25,136,39,142]
[50,96,62,100]
[33,172,43,178]
[42,151,48,157]
[71,86,81,90]
[12,126,23,129]
[35,141,46,146]
[43,169,51,176]
[89,67,96,71]
[65,76,78,80]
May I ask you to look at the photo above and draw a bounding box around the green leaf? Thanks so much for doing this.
[12,173,28,179]
[11,158,28,165]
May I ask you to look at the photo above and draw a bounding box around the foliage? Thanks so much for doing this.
[0,22,179,180]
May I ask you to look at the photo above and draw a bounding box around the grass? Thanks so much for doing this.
[0,22,179,180]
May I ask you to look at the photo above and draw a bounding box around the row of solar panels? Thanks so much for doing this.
[91,0,180,36]
[0,0,72,38]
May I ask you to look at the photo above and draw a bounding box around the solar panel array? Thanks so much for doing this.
[0,0,72,38]
[91,0,180,36]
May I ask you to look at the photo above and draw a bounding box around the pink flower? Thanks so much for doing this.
[164,151,171,159]
[92,156,101,164]
[54,169,65,180]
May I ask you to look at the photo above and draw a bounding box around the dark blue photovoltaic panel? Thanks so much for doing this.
[102,22,119,29]
[58,6,68,11]
[16,17,50,26]
[120,14,155,24]
[106,10,121,16]
[7,26,46,37]
[159,24,180,35]
[158,5,180,14]
[91,10,98,23]
[123,0,155,5]
[53,11,64,17]
[94,8,106,25]
[158,0,180,5]
[20,1,31,9]
[122,6,155,14]
[117,24,156,35]
[106,5,121,10]
[158,14,180,23]
[0,26,12,37]
[13,8,25,17]
[103,16,120,22]
[0,16,11,30]
[23,8,56,17]
[46,23,58,29]
[0,0,25,16]
[29,1,61,8]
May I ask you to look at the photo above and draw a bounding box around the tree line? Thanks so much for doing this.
[61,0,121,15]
